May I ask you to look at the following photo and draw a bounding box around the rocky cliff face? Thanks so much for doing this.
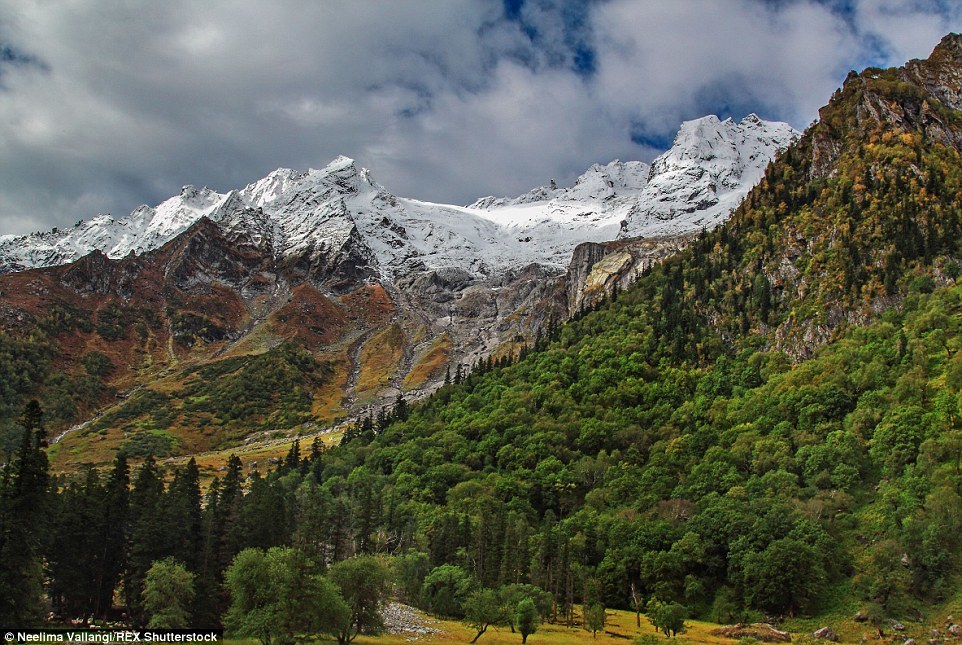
[812,34,962,180]
[564,235,695,316]
[743,33,962,359]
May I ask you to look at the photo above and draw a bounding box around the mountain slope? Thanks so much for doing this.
[9,27,962,643]
[306,32,962,630]
[0,113,797,468]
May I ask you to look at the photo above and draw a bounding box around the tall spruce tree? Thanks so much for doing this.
[0,400,50,626]
[46,468,105,621]
[96,454,130,617]
[164,458,202,572]
[125,456,167,625]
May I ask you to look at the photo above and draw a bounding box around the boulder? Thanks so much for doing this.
[813,627,839,642]
[710,623,792,643]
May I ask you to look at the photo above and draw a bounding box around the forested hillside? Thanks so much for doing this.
[5,32,962,643]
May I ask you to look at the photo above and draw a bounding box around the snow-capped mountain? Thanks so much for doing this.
[469,114,798,260]
[0,114,798,279]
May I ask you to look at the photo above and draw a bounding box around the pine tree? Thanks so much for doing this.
[164,458,202,572]
[195,455,244,627]
[0,400,50,626]
[47,472,101,619]
[125,456,167,625]
[284,440,301,471]
[375,407,390,434]
[393,393,409,422]
[309,437,323,464]
[192,480,222,628]
[96,454,130,617]
[232,472,288,552]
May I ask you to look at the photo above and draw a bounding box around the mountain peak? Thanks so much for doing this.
[324,155,356,170]
[311,155,360,181]
[928,32,962,64]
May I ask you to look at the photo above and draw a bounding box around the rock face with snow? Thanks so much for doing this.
[0,115,798,280]
[470,114,797,262]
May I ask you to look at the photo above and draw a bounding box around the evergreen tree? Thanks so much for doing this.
[0,400,50,626]
[47,472,102,619]
[585,603,606,638]
[284,440,300,471]
[308,437,323,465]
[125,456,168,625]
[164,458,203,571]
[96,454,130,617]
[393,393,409,422]
[515,598,538,644]
[233,472,288,552]
[192,480,223,628]
[291,478,337,566]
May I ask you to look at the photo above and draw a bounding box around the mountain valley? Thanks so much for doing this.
[7,27,962,642]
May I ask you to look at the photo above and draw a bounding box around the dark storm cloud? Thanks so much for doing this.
[0,0,960,236]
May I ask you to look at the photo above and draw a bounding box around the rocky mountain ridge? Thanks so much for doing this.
[0,115,797,283]
[0,114,797,467]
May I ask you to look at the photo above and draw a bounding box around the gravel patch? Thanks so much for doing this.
[382,602,444,641]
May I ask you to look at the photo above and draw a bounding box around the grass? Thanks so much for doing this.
[781,578,962,643]
[310,353,350,423]
[402,333,452,391]
[356,323,406,401]
[225,607,769,644]
[160,427,345,489]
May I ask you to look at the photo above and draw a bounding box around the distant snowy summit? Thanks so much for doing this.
[0,115,798,280]
[471,114,797,240]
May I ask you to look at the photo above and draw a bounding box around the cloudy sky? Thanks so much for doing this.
[1,0,961,236]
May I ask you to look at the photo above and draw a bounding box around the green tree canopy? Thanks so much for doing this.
[224,547,348,645]
[143,558,195,629]
[463,588,505,643]
[515,598,538,644]
[327,555,390,645]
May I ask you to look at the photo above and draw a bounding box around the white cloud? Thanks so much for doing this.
[852,0,962,64]
[590,1,858,132]
[0,0,960,235]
